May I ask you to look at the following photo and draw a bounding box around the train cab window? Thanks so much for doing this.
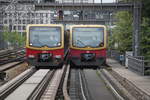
[29,26,61,48]
[72,27,104,48]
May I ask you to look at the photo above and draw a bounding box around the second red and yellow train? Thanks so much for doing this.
[69,25,107,67]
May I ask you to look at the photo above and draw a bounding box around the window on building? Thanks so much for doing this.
[18,26,21,30]
[31,20,34,24]
[23,19,26,24]
[40,13,43,17]
[4,20,7,24]
[9,19,12,24]
[27,13,30,17]
[27,20,30,24]
[32,13,35,17]
[46,14,48,18]
[23,26,26,30]
[18,20,21,24]
[13,26,16,30]
[9,25,12,31]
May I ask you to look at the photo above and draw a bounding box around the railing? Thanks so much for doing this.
[127,55,145,75]
[108,50,150,75]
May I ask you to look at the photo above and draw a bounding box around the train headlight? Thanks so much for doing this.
[28,55,35,58]
[57,42,61,46]
[100,42,104,47]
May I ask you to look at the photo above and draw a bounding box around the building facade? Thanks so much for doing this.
[2,4,51,35]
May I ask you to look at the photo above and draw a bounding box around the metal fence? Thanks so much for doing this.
[127,55,145,75]
[108,50,150,75]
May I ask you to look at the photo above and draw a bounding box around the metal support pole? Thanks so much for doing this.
[133,2,141,56]
[0,9,4,49]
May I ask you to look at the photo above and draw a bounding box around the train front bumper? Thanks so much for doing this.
[27,58,63,67]
[70,57,106,67]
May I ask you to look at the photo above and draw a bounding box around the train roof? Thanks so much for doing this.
[27,24,64,28]
[70,24,106,28]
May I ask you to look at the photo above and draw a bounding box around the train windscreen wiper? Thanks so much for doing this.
[76,39,86,47]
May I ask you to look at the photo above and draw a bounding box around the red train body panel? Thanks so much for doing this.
[26,48,64,67]
[69,49,106,66]
[69,48,106,58]
[26,48,64,59]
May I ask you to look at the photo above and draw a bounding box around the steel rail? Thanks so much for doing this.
[63,64,71,100]
[79,70,87,100]
[97,69,124,100]
[0,67,36,99]
[41,64,67,100]
[0,51,25,59]
[0,61,24,72]
[68,68,91,100]
[0,49,25,66]
[80,69,95,100]
[0,48,24,57]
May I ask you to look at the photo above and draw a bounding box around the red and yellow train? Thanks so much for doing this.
[26,24,64,68]
[69,25,107,67]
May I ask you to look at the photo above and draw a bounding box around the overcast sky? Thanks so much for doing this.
[95,0,115,3]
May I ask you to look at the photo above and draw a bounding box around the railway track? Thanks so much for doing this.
[67,69,92,100]
[0,63,123,100]
[0,48,26,80]
[64,67,124,100]
[0,62,28,86]
[0,48,25,66]
[0,67,36,99]
[0,64,69,100]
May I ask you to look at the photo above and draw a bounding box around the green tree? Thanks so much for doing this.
[142,0,150,18]
[140,18,150,59]
[140,0,150,59]
[109,0,150,60]
[109,11,133,53]
[2,26,25,48]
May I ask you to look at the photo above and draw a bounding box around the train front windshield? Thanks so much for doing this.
[29,26,61,48]
[72,27,104,48]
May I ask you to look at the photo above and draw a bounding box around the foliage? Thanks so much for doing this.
[109,0,150,59]
[140,0,150,59]
[2,26,25,48]
[142,0,150,18]
[108,11,133,53]
[140,18,150,59]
